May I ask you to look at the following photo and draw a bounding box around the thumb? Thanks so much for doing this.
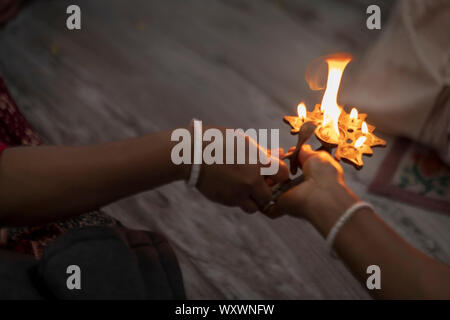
[298,144,316,168]
[268,158,289,183]
[263,202,285,219]
[261,148,289,183]
[264,181,311,219]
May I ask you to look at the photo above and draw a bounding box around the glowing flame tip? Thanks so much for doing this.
[361,121,368,134]
[320,57,351,138]
[297,102,306,119]
[350,108,358,120]
[354,136,367,148]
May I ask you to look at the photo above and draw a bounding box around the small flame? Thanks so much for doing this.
[297,102,306,120]
[354,136,367,148]
[361,121,368,134]
[320,56,352,139]
[350,108,358,120]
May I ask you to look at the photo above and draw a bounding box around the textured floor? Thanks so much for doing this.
[0,0,449,299]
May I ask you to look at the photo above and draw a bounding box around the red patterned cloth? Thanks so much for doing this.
[0,142,7,154]
[0,77,41,147]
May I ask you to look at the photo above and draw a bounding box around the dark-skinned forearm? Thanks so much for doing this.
[0,130,188,226]
[307,187,450,299]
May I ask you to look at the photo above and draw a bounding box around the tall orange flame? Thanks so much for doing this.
[320,56,352,139]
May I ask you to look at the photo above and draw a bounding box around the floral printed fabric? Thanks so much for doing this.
[370,138,450,215]
[0,77,41,146]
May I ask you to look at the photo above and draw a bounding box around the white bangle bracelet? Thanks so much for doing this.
[187,119,202,188]
[325,201,375,257]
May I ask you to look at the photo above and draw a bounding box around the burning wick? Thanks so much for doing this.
[361,121,368,134]
[354,136,366,148]
[350,108,358,121]
[354,121,369,148]
[297,102,306,121]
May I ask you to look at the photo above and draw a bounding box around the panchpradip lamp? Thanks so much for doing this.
[267,53,386,209]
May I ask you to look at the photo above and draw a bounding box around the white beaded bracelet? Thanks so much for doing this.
[187,119,202,188]
[325,201,375,257]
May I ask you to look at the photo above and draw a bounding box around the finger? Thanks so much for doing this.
[298,144,316,167]
[265,177,276,187]
[276,147,284,158]
[266,159,290,183]
[263,202,285,219]
[268,147,284,158]
[250,180,272,209]
[259,147,290,182]
[271,182,311,219]
[241,198,259,214]
[281,146,296,159]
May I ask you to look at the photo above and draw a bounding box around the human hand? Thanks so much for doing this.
[265,144,358,232]
[194,127,289,213]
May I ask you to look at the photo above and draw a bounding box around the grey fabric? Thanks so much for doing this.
[0,226,185,300]
[0,249,42,299]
